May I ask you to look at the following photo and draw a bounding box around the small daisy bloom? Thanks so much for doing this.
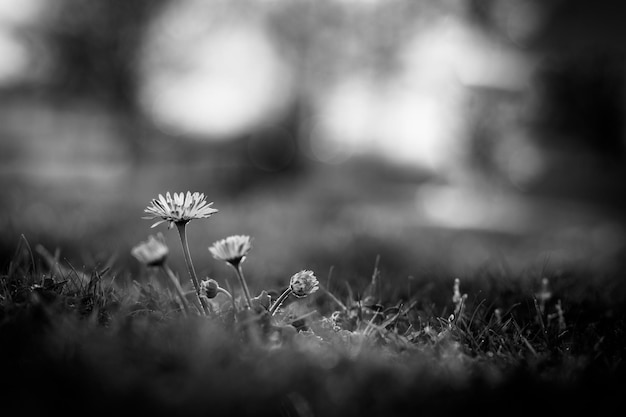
[289,270,319,298]
[131,233,169,267]
[143,192,218,229]
[209,235,253,266]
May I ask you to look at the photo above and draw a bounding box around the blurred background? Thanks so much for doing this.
[1,0,625,297]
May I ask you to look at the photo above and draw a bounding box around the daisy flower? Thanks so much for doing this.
[131,233,192,315]
[209,235,252,266]
[142,191,219,316]
[209,235,254,309]
[143,192,218,229]
[131,233,169,267]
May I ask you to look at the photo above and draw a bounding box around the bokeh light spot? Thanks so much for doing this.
[138,6,294,139]
[0,30,29,85]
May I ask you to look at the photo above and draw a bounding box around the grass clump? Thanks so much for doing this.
[1,192,625,417]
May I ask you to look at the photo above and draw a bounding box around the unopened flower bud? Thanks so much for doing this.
[201,279,219,298]
[289,270,319,298]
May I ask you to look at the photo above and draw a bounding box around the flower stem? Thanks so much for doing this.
[233,263,252,309]
[218,287,233,300]
[161,264,191,316]
[269,288,292,316]
[217,286,238,319]
[176,222,208,315]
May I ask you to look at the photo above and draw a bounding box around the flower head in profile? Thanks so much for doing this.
[143,192,218,229]
[289,270,319,298]
[131,233,169,267]
[209,235,253,266]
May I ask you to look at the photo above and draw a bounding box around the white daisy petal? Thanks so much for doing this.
[143,191,218,229]
[151,219,167,228]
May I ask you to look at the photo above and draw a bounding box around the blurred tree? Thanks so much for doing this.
[45,0,166,110]
[470,0,626,158]
[39,0,169,164]
[537,52,625,157]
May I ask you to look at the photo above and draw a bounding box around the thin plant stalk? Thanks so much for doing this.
[269,288,291,316]
[176,223,209,315]
[224,278,238,322]
[160,264,191,316]
[202,282,233,316]
[217,287,234,301]
[320,284,347,312]
[209,280,234,305]
[233,263,252,309]
[216,286,237,321]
